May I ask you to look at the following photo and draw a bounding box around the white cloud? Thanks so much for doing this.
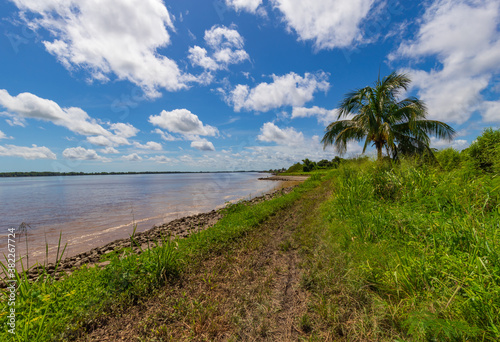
[86,135,129,147]
[100,146,119,154]
[133,141,163,150]
[111,122,139,138]
[431,137,469,151]
[62,147,110,161]
[272,0,376,50]
[291,106,339,125]
[0,89,139,147]
[391,0,500,124]
[191,138,215,151]
[225,0,262,13]
[149,109,218,138]
[188,46,218,71]
[257,122,304,146]
[227,72,329,112]
[0,144,56,159]
[481,100,500,123]
[188,25,249,71]
[12,0,191,98]
[122,153,142,161]
[0,89,109,136]
[0,130,12,140]
[152,128,179,141]
[149,155,173,163]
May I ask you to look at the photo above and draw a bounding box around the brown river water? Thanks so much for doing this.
[0,172,281,267]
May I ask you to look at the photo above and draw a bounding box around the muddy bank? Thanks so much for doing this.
[259,175,310,182]
[5,186,297,285]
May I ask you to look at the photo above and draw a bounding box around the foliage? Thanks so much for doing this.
[286,162,303,173]
[322,72,455,160]
[435,147,462,171]
[311,160,500,340]
[465,127,500,173]
[302,158,317,172]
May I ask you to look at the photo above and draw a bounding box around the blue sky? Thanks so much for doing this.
[0,0,498,172]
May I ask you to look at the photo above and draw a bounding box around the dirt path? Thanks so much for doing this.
[76,180,328,341]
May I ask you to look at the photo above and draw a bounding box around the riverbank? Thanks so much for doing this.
[20,185,298,284]
[0,172,322,341]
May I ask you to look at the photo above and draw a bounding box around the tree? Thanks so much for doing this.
[322,72,455,161]
[302,159,317,172]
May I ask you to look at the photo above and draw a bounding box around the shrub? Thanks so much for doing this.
[465,127,500,173]
[435,147,462,171]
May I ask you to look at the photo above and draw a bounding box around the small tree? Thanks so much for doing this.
[302,159,317,172]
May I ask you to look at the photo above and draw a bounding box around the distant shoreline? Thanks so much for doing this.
[0,170,269,178]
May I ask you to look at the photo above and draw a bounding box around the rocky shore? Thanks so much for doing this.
[6,186,297,286]
[258,175,310,182]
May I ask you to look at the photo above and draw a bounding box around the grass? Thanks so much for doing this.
[0,174,322,341]
[2,154,499,340]
[295,159,500,340]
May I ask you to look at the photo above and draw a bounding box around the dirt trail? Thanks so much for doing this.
[76,181,327,341]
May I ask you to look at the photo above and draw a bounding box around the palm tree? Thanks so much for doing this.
[322,72,455,161]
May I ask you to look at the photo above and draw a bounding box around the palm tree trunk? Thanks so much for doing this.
[376,141,383,161]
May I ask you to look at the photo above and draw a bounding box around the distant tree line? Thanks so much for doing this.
[0,170,254,178]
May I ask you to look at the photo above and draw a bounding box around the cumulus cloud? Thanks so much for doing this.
[272,0,376,50]
[0,89,109,136]
[0,144,56,159]
[225,0,262,13]
[122,153,142,161]
[133,141,163,150]
[152,128,179,141]
[149,109,218,138]
[227,72,329,112]
[257,122,304,146]
[110,123,139,138]
[86,135,128,147]
[0,130,10,139]
[11,0,193,98]
[291,106,339,125]
[430,137,469,151]
[188,25,249,71]
[149,155,173,163]
[62,147,110,161]
[191,138,215,151]
[481,100,500,123]
[391,0,500,124]
[100,146,119,154]
[0,89,139,147]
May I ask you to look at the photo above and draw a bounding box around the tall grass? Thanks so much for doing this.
[0,176,321,341]
[317,159,500,340]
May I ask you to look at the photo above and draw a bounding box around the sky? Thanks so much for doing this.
[0,0,499,172]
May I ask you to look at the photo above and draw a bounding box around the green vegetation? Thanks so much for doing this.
[1,127,498,341]
[322,72,455,160]
[0,174,322,341]
[296,128,500,340]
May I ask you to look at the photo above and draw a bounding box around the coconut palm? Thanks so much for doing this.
[322,72,455,161]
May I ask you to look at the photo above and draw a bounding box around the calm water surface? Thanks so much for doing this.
[0,172,279,265]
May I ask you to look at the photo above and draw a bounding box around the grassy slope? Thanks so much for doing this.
[2,160,499,341]
[299,161,500,341]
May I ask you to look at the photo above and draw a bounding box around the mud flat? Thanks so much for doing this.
[258,175,310,182]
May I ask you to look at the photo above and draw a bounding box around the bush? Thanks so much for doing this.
[465,127,500,173]
[286,162,303,173]
[435,147,462,171]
